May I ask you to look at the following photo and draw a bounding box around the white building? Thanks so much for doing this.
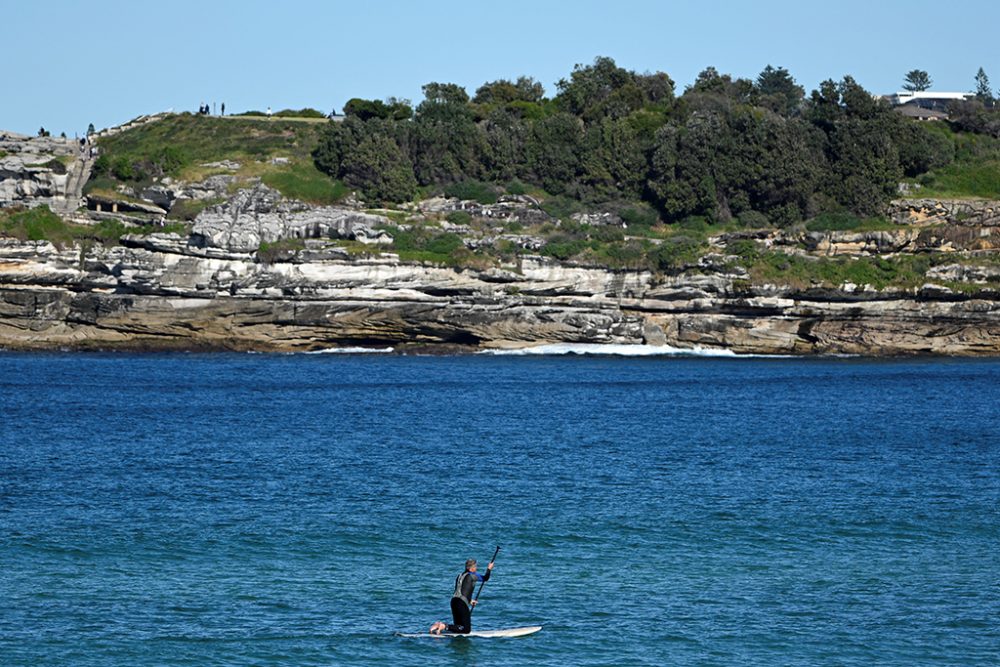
[887,91,975,108]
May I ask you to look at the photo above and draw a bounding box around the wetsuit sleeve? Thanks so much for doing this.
[477,570,491,583]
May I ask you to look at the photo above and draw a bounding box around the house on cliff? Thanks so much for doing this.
[884,91,975,121]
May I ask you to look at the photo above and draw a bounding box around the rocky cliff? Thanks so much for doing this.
[2,192,998,354]
[2,125,999,355]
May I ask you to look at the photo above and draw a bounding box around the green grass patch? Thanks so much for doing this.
[0,206,139,246]
[912,124,1000,198]
[917,160,1000,199]
[257,238,305,263]
[748,251,939,290]
[93,113,325,187]
[260,160,349,205]
[167,197,224,221]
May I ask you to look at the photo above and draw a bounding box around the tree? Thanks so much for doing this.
[473,76,545,105]
[555,56,666,121]
[411,82,484,184]
[87,123,95,136]
[755,65,805,116]
[902,70,932,92]
[524,112,584,194]
[480,109,529,182]
[341,133,417,203]
[579,116,646,200]
[975,67,994,105]
[893,121,954,177]
[685,67,754,109]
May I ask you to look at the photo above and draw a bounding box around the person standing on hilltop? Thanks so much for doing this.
[429,557,494,635]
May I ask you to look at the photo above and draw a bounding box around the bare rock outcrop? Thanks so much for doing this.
[190,184,393,253]
[889,198,1000,227]
[0,133,78,207]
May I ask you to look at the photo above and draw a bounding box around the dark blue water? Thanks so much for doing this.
[2,352,999,666]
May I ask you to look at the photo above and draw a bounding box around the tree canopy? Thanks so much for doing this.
[902,69,932,92]
[313,57,960,221]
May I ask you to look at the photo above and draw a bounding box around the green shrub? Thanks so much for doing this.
[41,159,68,175]
[505,180,528,195]
[444,180,498,204]
[154,146,188,175]
[257,238,305,263]
[540,195,582,221]
[678,216,710,233]
[592,239,648,268]
[590,225,625,243]
[727,239,761,263]
[111,156,136,181]
[274,108,327,119]
[619,205,659,229]
[652,235,704,271]
[748,251,935,289]
[446,210,472,225]
[168,198,223,221]
[738,210,770,229]
[425,232,464,255]
[540,233,588,260]
[392,228,465,260]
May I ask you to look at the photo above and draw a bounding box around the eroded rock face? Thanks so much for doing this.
[1,235,998,355]
[718,221,1000,256]
[0,134,78,206]
[415,195,552,226]
[190,184,394,252]
[889,199,1000,227]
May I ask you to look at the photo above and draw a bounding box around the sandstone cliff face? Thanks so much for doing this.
[1,231,998,355]
[0,133,78,208]
[3,165,999,355]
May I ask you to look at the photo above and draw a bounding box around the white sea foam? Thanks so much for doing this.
[481,343,753,357]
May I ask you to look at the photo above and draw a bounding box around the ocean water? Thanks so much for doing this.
[1,351,998,666]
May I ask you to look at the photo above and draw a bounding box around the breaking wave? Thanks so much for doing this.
[480,343,757,357]
[303,347,395,355]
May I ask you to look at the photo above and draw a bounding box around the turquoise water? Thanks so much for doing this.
[2,352,999,666]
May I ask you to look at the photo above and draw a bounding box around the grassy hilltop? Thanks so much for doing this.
[85,112,347,210]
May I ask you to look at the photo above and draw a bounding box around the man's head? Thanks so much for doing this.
[465,558,477,571]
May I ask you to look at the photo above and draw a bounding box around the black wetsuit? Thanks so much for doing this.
[445,569,490,634]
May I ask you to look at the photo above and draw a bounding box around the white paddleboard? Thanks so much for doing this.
[397,625,542,638]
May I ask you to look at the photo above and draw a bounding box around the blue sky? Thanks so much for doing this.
[4,0,998,136]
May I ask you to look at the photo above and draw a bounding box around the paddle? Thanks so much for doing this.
[470,545,500,615]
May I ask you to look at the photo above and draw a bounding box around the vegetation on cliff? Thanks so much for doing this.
[0,206,189,247]
[13,58,997,295]
[85,114,346,206]
[313,58,974,222]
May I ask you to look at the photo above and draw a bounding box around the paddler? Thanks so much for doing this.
[429,557,494,634]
